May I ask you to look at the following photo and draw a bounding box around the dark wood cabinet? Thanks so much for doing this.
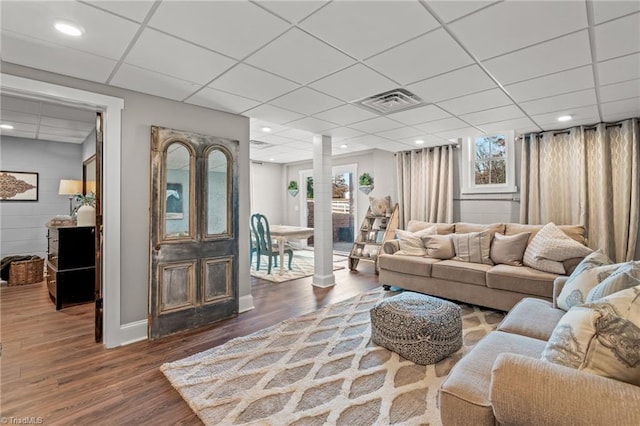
[46,225,95,310]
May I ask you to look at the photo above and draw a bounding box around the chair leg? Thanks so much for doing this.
[256,252,261,271]
[288,252,293,270]
[267,255,272,275]
[274,255,278,267]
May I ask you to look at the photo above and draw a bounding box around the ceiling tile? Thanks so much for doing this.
[110,64,202,101]
[300,1,439,60]
[245,28,355,84]
[407,65,497,103]
[386,105,451,126]
[595,12,640,62]
[366,28,474,85]
[400,133,451,145]
[505,66,595,102]
[270,87,343,115]
[250,119,289,135]
[431,127,484,141]
[367,140,412,152]
[85,0,155,22]
[377,126,424,141]
[348,117,404,133]
[255,134,296,146]
[449,1,587,60]
[1,122,38,133]
[599,79,640,103]
[324,127,365,140]
[39,117,94,132]
[415,117,468,133]
[531,105,600,127]
[1,32,117,83]
[343,134,391,148]
[597,53,640,85]
[275,128,314,141]
[483,31,592,85]
[1,95,41,115]
[313,104,377,126]
[460,105,524,126]
[426,1,496,23]
[38,125,90,138]
[40,102,96,122]
[1,1,140,60]
[479,117,538,134]
[124,29,236,85]
[1,129,36,139]
[186,87,261,114]
[149,1,288,59]
[520,89,597,116]
[257,1,328,24]
[38,134,84,144]
[284,117,337,133]
[208,64,299,102]
[243,104,305,125]
[437,88,513,115]
[0,110,39,125]
[592,1,640,24]
[600,97,640,120]
[309,64,398,102]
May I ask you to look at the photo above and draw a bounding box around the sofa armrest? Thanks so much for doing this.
[382,240,399,254]
[552,276,568,308]
[490,353,640,426]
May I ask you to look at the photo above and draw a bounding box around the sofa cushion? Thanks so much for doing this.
[451,230,493,265]
[490,232,530,266]
[422,234,455,259]
[504,223,587,245]
[542,285,640,386]
[497,298,565,341]
[431,260,492,286]
[455,222,505,237]
[406,220,454,235]
[557,250,618,311]
[487,264,557,298]
[395,227,435,256]
[439,331,546,426]
[377,253,439,277]
[586,261,640,302]
[523,222,592,274]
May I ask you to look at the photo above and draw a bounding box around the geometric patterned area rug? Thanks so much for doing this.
[161,289,504,425]
[250,250,346,283]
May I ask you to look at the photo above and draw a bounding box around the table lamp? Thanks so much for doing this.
[58,179,82,215]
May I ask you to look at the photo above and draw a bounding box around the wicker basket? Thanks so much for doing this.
[9,257,44,286]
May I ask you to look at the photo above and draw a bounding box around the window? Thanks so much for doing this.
[461,131,517,194]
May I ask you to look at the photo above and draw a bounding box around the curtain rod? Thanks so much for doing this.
[518,120,626,140]
[393,143,458,156]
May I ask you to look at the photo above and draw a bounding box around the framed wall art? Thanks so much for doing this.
[0,171,39,201]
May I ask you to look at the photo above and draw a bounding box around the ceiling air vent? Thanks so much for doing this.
[359,88,422,114]
[249,140,273,149]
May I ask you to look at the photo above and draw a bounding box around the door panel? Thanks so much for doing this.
[94,112,104,343]
[149,126,239,339]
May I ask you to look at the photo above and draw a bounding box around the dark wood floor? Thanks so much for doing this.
[0,262,381,425]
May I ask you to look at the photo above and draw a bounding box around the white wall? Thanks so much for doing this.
[250,160,283,225]
[3,62,250,325]
[0,136,82,258]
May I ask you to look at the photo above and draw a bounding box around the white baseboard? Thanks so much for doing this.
[312,274,336,288]
[119,319,148,346]
[239,294,254,313]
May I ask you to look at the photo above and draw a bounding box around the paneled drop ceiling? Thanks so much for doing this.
[1,0,639,163]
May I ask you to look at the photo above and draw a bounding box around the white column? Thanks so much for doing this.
[312,135,335,287]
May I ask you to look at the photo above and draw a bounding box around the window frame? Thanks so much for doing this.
[461,130,517,194]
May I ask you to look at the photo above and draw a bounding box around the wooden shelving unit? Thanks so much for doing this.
[348,203,399,274]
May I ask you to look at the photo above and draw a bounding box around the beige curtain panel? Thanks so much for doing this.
[395,145,453,228]
[520,118,639,262]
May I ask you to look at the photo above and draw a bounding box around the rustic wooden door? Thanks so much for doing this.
[94,112,104,343]
[149,126,238,340]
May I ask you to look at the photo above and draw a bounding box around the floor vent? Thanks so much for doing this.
[359,88,422,114]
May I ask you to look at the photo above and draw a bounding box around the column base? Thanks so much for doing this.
[312,274,336,288]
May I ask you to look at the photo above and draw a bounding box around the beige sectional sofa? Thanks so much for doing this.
[439,278,640,425]
[378,221,587,311]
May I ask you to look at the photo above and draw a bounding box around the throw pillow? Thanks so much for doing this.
[523,222,593,274]
[369,195,391,216]
[586,261,640,302]
[490,232,530,266]
[451,230,493,265]
[557,250,617,311]
[542,285,640,386]
[422,234,455,259]
[395,227,436,256]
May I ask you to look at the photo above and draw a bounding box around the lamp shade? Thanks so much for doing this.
[58,179,82,195]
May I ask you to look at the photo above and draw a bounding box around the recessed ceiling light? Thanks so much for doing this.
[557,115,572,122]
[269,158,275,161]
[0,124,14,130]
[54,21,84,37]
[261,127,272,133]
[340,144,348,149]
[415,139,425,145]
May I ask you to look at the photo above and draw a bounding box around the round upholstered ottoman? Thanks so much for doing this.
[370,292,462,365]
